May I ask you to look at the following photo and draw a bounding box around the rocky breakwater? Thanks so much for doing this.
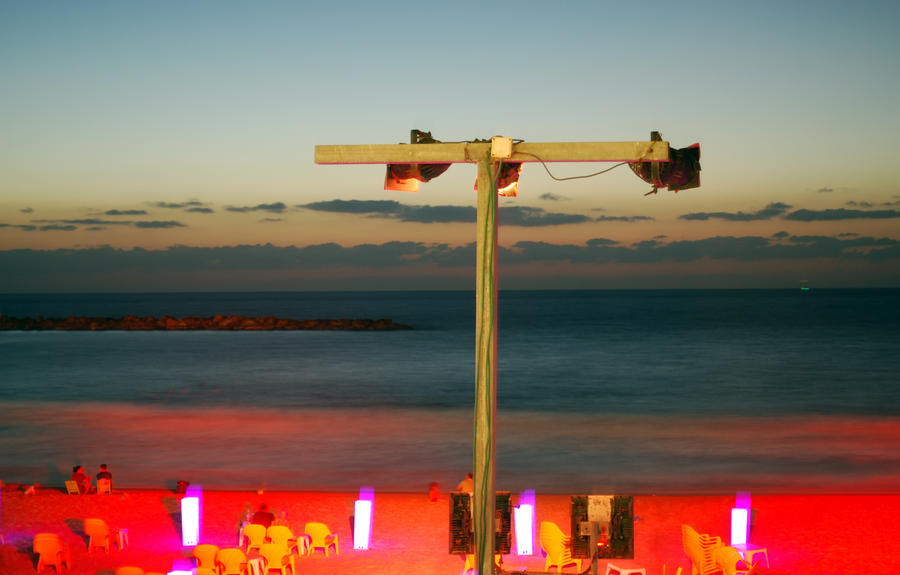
[0,315,412,331]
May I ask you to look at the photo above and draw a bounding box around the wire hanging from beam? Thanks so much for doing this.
[514,152,628,181]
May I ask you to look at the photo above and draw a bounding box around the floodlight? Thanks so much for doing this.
[384,129,451,192]
[630,132,701,193]
[474,162,523,197]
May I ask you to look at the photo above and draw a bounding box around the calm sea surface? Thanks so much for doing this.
[1,289,898,494]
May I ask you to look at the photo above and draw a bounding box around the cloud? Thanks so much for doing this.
[153,201,206,209]
[845,201,874,208]
[772,231,790,239]
[33,218,132,226]
[300,199,474,223]
[500,206,591,227]
[539,192,567,201]
[784,208,900,221]
[38,224,77,231]
[679,202,792,221]
[300,199,592,227]
[186,207,214,213]
[105,209,147,216]
[302,199,402,215]
[595,215,655,223]
[261,218,283,222]
[505,234,900,265]
[20,207,33,214]
[0,223,37,231]
[3,234,898,291]
[400,205,476,223]
[226,202,287,214]
[817,187,834,193]
[134,221,186,229]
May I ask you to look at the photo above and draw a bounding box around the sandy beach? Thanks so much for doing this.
[2,485,900,574]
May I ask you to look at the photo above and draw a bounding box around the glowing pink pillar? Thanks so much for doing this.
[181,484,202,547]
[354,486,374,550]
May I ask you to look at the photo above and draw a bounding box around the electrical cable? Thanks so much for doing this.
[515,151,629,181]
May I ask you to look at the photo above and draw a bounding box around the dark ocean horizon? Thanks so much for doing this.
[1,289,899,494]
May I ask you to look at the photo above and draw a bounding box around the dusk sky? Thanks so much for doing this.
[2,1,899,291]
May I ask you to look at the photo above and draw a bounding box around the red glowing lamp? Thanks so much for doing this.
[384,162,451,192]
[384,129,451,192]
[473,162,522,197]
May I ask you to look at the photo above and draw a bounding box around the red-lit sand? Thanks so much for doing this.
[2,488,900,574]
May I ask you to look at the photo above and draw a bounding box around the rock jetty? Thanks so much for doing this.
[0,315,412,331]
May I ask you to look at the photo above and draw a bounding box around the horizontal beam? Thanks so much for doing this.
[314,140,669,165]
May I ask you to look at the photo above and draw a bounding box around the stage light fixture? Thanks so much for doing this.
[474,161,522,197]
[630,132,701,194]
[384,130,451,192]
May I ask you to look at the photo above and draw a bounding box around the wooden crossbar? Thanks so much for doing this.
[314,140,669,165]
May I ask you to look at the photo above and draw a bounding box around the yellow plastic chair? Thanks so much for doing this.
[715,546,760,575]
[259,542,295,575]
[681,524,724,575]
[114,567,144,575]
[242,522,267,553]
[304,522,339,557]
[97,477,112,494]
[266,525,297,553]
[539,521,581,573]
[216,547,248,575]
[65,480,81,495]
[33,533,71,573]
[85,517,116,554]
[192,543,220,570]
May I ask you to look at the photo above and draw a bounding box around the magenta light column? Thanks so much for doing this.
[181,484,202,547]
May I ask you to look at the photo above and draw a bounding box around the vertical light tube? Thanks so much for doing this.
[354,486,374,550]
[731,507,748,546]
[354,499,372,550]
[181,484,202,547]
[513,504,534,555]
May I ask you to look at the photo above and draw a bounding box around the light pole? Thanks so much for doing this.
[315,135,673,574]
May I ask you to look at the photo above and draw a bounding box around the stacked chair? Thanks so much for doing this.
[681,524,724,575]
[714,545,760,575]
[539,521,581,573]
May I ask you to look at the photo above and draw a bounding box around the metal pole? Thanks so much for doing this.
[474,156,497,575]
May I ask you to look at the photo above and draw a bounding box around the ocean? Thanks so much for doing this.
[1,289,899,494]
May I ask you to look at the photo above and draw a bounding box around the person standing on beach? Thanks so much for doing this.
[456,473,474,493]
[250,503,275,528]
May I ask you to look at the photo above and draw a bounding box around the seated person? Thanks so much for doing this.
[250,503,275,528]
[96,464,113,492]
[71,465,90,494]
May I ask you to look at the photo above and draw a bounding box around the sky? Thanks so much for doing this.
[2,0,900,291]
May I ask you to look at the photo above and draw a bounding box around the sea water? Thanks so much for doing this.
[1,289,898,493]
